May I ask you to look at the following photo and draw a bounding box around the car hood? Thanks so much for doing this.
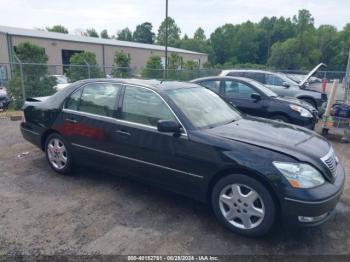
[299,63,326,87]
[205,117,330,161]
[274,96,316,111]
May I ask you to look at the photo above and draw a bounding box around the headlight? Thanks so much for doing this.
[273,162,325,188]
[289,105,313,118]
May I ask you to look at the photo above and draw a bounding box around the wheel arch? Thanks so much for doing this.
[207,167,281,212]
[40,129,62,151]
[296,96,317,107]
[268,112,291,122]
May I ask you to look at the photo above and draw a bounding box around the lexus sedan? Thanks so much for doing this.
[191,76,318,129]
[20,79,345,236]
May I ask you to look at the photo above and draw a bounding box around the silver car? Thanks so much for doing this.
[220,63,327,111]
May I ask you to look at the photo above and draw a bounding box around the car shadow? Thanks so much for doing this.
[62,164,338,254]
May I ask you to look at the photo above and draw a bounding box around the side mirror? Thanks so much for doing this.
[157,120,182,133]
[282,82,290,88]
[251,93,261,101]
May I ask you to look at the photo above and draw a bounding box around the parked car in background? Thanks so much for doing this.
[191,76,318,129]
[52,75,70,91]
[0,86,11,111]
[220,63,327,111]
[20,79,345,236]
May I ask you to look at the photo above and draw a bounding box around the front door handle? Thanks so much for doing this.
[115,130,131,137]
[66,118,78,124]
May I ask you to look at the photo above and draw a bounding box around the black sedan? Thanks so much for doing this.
[20,79,345,236]
[191,76,318,129]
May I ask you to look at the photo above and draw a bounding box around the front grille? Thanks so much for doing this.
[321,148,338,177]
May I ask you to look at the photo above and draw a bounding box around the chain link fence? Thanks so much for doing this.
[0,61,349,109]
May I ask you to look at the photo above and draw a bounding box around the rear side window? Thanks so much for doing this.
[121,85,176,127]
[65,83,121,117]
[249,73,265,83]
[65,89,82,111]
[199,80,220,94]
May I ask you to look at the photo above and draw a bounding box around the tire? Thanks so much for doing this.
[211,174,276,237]
[270,114,290,123]
[300,98,317,109]
[45,133,73,174]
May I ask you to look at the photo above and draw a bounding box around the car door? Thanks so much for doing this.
[220,79,266,117]
[109,84,206,194]
[61,82,124,168]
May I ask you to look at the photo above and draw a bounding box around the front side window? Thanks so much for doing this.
[222,80,256,99]
[265,74,284,86]
[121,86,176,127]
[166,87,241,129]
[65,83,120,117]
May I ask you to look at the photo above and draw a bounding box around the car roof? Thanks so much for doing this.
[220,69,275,75]
[71,78,200,91]
[191,75,258,84]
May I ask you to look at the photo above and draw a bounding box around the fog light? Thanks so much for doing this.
[298,213,328,223]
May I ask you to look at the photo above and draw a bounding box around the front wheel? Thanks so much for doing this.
[211,174,276,237]
[45,133,73,174]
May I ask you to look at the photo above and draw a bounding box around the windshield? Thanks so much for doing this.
[276,73,298,85]
[166,87,241,129]
[247,79,278,97]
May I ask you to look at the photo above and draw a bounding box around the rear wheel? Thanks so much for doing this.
[211,174,276,236]
[270,114,290,123]
[45,133,73,174]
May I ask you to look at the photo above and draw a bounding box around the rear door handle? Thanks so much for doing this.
[115,130,131,137]
[66,118,78,124]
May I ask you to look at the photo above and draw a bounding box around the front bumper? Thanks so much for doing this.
[280,163,345,226]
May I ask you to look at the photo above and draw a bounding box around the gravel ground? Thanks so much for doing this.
[0,118,349,256]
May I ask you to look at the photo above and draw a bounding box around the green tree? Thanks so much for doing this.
[46,25,69,34]
[67,52,103,81]
[141,55,163,79]
[257,16,296,64]
[194,27,206,41]
[6,42,56,108]
[157,17,181,46]
[267,39,302,69]
[100,29,110,39]
[133,22,155,44]
[181,60,200,80]
[85,28,99,38]
[329,23,350,70]
[117,28,133,41]
[112,51,131,78]
[235,21,260,63]
[167,53,183,79]
[178,38,210,54]
[317,25,337,65]
[209,23,239,64]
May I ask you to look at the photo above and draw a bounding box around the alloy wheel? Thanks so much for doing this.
[219,183,265,230]
[47,138,68,170]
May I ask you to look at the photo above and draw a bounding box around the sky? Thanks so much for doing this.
[0,0,349,38]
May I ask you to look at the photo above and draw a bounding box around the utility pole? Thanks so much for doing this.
[163,0,168,80]
[344,49,350,101]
